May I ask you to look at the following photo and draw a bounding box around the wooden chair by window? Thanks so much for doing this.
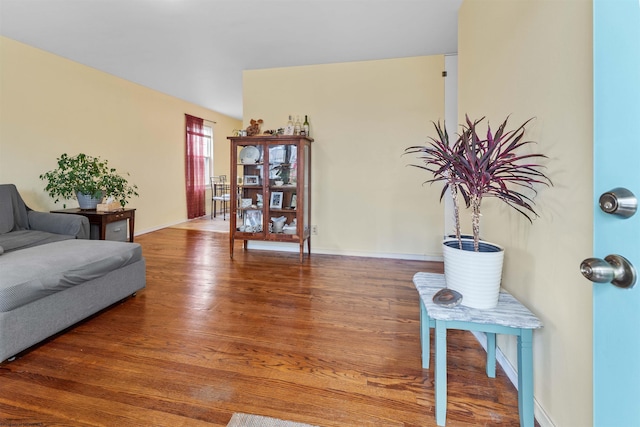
[211,176,231,220]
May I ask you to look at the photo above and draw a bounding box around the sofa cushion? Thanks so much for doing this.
[0,184,29,234]
[0,196,14,234]
[28,211,90,240]
[0,239,143,312]
[0,230,75,253]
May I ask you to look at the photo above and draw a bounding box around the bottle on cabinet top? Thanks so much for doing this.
[294,116,301,135]
[285,115,294,135]
[303,115,310,137]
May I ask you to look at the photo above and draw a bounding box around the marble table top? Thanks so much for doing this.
[414,272,543,329]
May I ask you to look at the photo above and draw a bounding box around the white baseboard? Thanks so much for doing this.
[471,331,555,427]
[246,240,444,262]
[137,223,444,261]
[136,219,188,236]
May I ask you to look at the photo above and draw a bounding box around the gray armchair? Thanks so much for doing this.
[0,184,89,253]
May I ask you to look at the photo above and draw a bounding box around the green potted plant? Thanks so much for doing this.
[40,153,139,209]
[405,115,552,309]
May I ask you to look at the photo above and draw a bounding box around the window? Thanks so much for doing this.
[203,124,214,186]
[185,114,206,218]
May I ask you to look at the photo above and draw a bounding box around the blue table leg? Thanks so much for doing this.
[420,300,430,369]
[486,332,496,378]
[420,300,435,369]
[435,320,447,426]
[518,328,534,427]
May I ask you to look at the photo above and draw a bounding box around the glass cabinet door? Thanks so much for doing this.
[236,144,264,233]
[302,143,310,236]
[266,143,298,236]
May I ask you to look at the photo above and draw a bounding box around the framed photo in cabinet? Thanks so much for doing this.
[270,191,283,209]
[244,175,259,185]
[269,145,287,163]
[290,193,297,209]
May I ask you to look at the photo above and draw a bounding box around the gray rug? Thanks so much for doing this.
[227,413,320,427]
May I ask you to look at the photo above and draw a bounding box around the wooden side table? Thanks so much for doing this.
[413,272,542,427]
[51,208,136,242]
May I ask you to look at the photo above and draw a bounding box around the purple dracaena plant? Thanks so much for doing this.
[405,116,552,252]
[451,115,553,251]
[405,121,472,248]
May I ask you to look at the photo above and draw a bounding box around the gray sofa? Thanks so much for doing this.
[0,184,146,362]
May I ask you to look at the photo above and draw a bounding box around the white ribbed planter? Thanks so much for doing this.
[76,191,102,210]
[442,239,504,309]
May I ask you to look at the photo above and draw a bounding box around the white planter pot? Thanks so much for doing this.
[442,239,504,309]
[76,191,102,210]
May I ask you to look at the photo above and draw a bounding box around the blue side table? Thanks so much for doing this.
[413,272,542,427]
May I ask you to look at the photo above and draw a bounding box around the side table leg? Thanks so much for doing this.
[420,300,430,369]
[518,328,534,427]
[486,332,496,378]
[435,320,447,426]
[128,214,135,242]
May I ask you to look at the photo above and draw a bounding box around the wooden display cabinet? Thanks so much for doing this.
[228,135,312,261]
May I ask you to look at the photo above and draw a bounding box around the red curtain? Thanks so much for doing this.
[185,114,206,219]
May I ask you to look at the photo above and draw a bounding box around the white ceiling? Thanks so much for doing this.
[0,0,462,119]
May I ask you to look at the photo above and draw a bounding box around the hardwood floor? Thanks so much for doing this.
[0,227,528,426]
[170,215,231,233]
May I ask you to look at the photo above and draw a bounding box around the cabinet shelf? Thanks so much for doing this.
[228,135,313,262]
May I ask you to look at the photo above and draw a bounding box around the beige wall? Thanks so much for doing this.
[0,37,241,232]
[459,1,593,426]
[243,56,445,258]
[2,3,594,422]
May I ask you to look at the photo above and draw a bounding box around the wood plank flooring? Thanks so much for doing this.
[0,227,528,426]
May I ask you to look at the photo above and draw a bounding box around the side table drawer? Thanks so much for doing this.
[90,220,128,241]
